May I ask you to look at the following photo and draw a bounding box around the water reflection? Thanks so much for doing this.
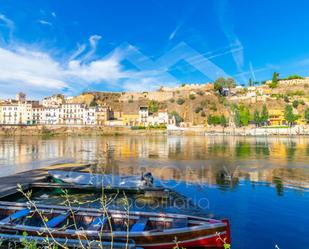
[0,136,308,193]
[0,135,308,248]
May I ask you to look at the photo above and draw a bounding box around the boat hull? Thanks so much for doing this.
[0,201,231,249]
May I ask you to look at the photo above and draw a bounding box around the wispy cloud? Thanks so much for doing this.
[51,12,56,18]
[68,43,87,61]
[38,19,53,26]
[0,13,14,40]
[81,35,102,61]
[169,22,184,40]
[0,37,129,98]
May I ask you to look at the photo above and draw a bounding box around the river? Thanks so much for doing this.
[0,135,308,249]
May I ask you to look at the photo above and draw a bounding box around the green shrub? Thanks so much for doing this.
[207,115,221,125]
[131,126,146,130]
[287,90,305,96]
[195,106,203,113]
[176,98,185,105]
[197,91,205,96]
[189,94,196,100]
[169,98,175,103]
[292,100,299,108]
[285,74,304,80]
[200,100,208,107]
[210,103,217,111]
[149,124,167,129]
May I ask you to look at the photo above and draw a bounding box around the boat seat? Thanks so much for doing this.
[172,218,188,228]
[0,209,31,224]
[88,216,107,230]
[130,217,148,232]
[46,212,70,228]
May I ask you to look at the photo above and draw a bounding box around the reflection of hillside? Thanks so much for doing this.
[0,136,308,191]
[248,168,309,190]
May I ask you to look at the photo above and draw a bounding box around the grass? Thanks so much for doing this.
[262,125,289,129]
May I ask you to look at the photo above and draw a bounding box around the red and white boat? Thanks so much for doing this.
[0,201,231,248]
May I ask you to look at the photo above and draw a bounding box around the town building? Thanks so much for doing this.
[268,110,286,126]
[147,110,170,126]
[59,103,85,125]
[0,102,20,124]
[16,92,26,102]
[43,107,59,125]
[95,106,112,126]
[42,94,65,107]
[139,106,149,126]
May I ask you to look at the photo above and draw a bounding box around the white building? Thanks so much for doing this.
[42,94,64,107]
[83,106,97,125]
[0,98,42,125]
[0,102,20,124]
[0,93,113,126]
[59,103,85,125]
[137,106,172,126]
[139,106,149,126]
[147,110,169,126]
[43,107,59,125]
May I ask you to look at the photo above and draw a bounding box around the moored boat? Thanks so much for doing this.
[0,201,230,248]
[48,170,160,190]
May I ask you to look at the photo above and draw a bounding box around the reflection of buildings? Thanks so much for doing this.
[0,136,308,192]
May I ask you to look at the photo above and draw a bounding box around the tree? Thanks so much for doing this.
[220,115,228,127]
[207,115,221,126]
[248,78,253,87]
[253,110,261,127]
[226,78,236,88]
[286,74,303,80]
[239,105,250,126]
[89,99,97,107]
[148,100,159,113]
[260,104,269,126]
[214,77,236,91]
[269,72,279,88]
[233,109,241,127]
[292,100,299,109]
[214,77,226,91]
[284,105,298,127]
[304,107,309,124]
[169,111,183,125]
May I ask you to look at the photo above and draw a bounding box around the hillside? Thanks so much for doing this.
[67,78,309,126]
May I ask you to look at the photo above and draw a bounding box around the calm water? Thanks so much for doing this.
[0,135,309,249]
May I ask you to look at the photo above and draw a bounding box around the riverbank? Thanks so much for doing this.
[0,125,168,136]
[1,124,309,136]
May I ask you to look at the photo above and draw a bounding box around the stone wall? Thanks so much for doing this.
[266,78,309,86]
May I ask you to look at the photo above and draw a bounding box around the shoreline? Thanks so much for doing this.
[0,124,309,137]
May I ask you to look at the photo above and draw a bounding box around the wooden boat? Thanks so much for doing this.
[48,170,160,190]
[0,201,230,248]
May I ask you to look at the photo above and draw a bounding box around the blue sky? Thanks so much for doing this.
[1,0,309,98]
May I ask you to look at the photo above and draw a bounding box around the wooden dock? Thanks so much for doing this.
[0,163,91,198]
